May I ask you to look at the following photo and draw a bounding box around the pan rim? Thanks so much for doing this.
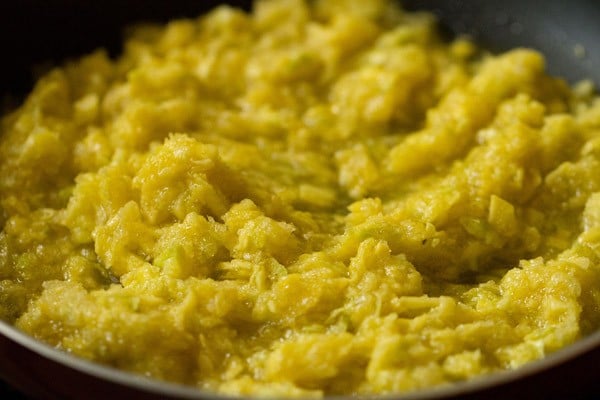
[1,319,600,399]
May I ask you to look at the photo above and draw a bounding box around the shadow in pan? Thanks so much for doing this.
[2,0,600,98]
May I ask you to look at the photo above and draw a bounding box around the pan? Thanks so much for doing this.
[1,1,600,399]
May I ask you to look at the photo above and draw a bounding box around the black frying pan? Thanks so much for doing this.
[2,0,600,98]
[1,1,600,399]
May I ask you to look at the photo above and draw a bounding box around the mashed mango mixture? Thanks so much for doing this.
[3,0,600,397]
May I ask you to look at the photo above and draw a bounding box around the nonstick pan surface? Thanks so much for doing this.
[1,1,600,399]
[2,0,600,97]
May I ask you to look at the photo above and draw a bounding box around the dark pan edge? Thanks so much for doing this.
[1,319,600,399]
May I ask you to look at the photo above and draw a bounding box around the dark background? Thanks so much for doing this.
[0,377,26,399]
